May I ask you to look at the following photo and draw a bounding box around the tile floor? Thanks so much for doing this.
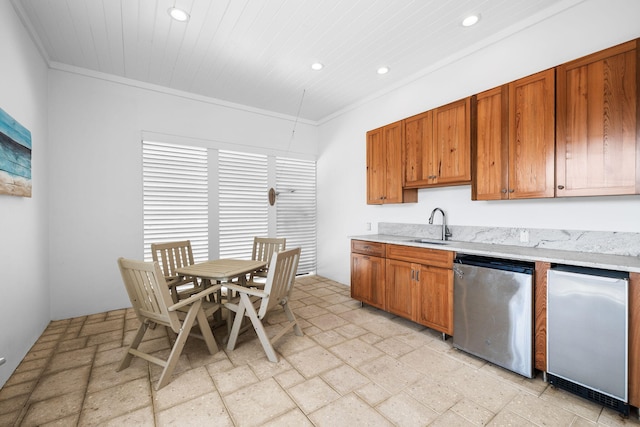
[1,275,639,426]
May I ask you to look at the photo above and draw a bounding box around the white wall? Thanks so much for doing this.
[0,2,50,387]
[316,0,640,285]
[48,70,318,319]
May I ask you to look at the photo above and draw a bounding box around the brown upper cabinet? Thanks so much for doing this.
[367,121,418,204]
[556,39,640,197]
[404,98,471,188]
[472,69,556,200]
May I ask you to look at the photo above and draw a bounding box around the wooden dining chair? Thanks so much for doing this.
[248,237,286,282]
[224,247,302,362]
[151,240,204,303]
[117,257,222,390]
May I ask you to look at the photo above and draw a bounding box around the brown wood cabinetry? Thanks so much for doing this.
[385,244,454,335]
[404,98,471,188]
[473,69,556,200]
[367,121,417,204]
[556,39,640,197]
[350,240,386,309]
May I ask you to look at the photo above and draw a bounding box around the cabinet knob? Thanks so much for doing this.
[557,185,565,190]
[501,189,507,194]
[508,189,515,193]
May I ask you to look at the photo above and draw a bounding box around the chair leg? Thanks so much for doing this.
[118,322,148,371]
[226,303,246,351]
[156,300,201,390]
[283,302,303,337]
[196,306,218,354]
[240,293,278,363]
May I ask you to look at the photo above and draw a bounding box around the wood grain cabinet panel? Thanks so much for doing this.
[367,122,418,204]
[414,265,453,335]
[556,39,640,196]
[350,240,386,309]
[472,69,555,200]
[404,98,471,188]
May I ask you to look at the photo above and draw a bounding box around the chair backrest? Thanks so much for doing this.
[117,257,182,333]
[151,240,195,279]
[252,237,286,265]
[257,247,301,319]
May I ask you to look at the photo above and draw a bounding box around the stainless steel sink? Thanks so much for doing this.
[409,238,450,245]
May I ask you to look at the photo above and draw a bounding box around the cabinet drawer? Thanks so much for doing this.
[386,244,453,268]
[351,240,386,257]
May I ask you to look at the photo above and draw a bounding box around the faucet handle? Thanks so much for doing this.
[445,226,452,240]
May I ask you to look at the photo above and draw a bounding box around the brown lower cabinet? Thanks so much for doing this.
[350,240,386,309]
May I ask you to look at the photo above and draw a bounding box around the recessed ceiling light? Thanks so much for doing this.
[462,15,479,27]
[168,7,190,22]
[311,62,324,71]
[377,66,390,75]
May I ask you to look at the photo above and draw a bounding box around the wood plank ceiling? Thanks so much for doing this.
[13,0,578,121]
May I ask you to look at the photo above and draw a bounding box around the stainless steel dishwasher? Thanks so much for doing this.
[453,255,534,378]
[547,265,629,416]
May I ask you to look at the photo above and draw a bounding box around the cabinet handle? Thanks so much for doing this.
[501,189,507,194]
[508,189,514,193]
[557,185,565,190]
[411,269,415,280]
[416,270,420,282]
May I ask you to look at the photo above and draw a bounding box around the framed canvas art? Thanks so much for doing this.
[0,108,32,197]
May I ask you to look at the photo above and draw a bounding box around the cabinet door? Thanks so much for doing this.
[383,121,405,203]
[385,258,414,319]
[508,69,556,199]
[404,110,434,187]
[433,98,471,184]
[473,86,509,200]
[366,127,386,204]
[414,265,453,335]
[556,40,639,196]
[350,253,385,309]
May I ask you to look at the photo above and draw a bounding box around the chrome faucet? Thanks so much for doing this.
[429,207,452,241]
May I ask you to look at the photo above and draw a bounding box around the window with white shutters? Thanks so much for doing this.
[142,141,208,262]
[218,150,269,259]
[276,157,317,274]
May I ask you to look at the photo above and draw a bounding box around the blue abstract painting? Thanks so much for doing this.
[0,107,32,197]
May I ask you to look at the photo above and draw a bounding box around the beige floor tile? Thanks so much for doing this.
[329,338,385,366]
[101,406,155,427]
[376,392,439,426]
[0,380,36,401]
[450,397,496,425]
[375,336,415,357]
[356,382,392,406]
[156,391,233,427]
[504,390,579,426]
[21,390,84,426]
[540,384,603,422]
[274,369,306,389]
[223,378,296,427]
[0,393,28,416]
[212,365,259,395]
[358,331,384,345]
[309,393,393,427]
[399,345,464,379]
[88,359,148,393]
[30,365,91,402]
[40,413,80,426]
[153,366,216,411]
[358,354,421,394]
[2,367,43,388]
[0,411,19,426]
[447,365,520,413]
[79,377,151,425]
[312,330,348,347]
[86,329,124,347]
[288,376,340,414]
[79,318,124,336]
[45,347,96,375]
[338,306,385,326]
[306,313,348,331]
[321,364,369,395]
[56,336,88,353]
[430,410,478,426]
[406,374,463,413]
[486,409,537,426]
[294,305,329,319]
[287,346,343,378]
[334,323,368,339]
[262,408,313,426]
[247,355,292,380]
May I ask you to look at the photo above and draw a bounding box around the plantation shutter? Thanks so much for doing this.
[276,157,317,274]
[142,141,208,262]
[218,150,269,259]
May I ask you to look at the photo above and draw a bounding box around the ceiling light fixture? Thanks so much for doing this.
[311,62,324,71]
[462,14,479,27]
[377,66,390,75]
[168,7,190,22]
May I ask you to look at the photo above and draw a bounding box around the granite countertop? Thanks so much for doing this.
[350,234,640,273]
